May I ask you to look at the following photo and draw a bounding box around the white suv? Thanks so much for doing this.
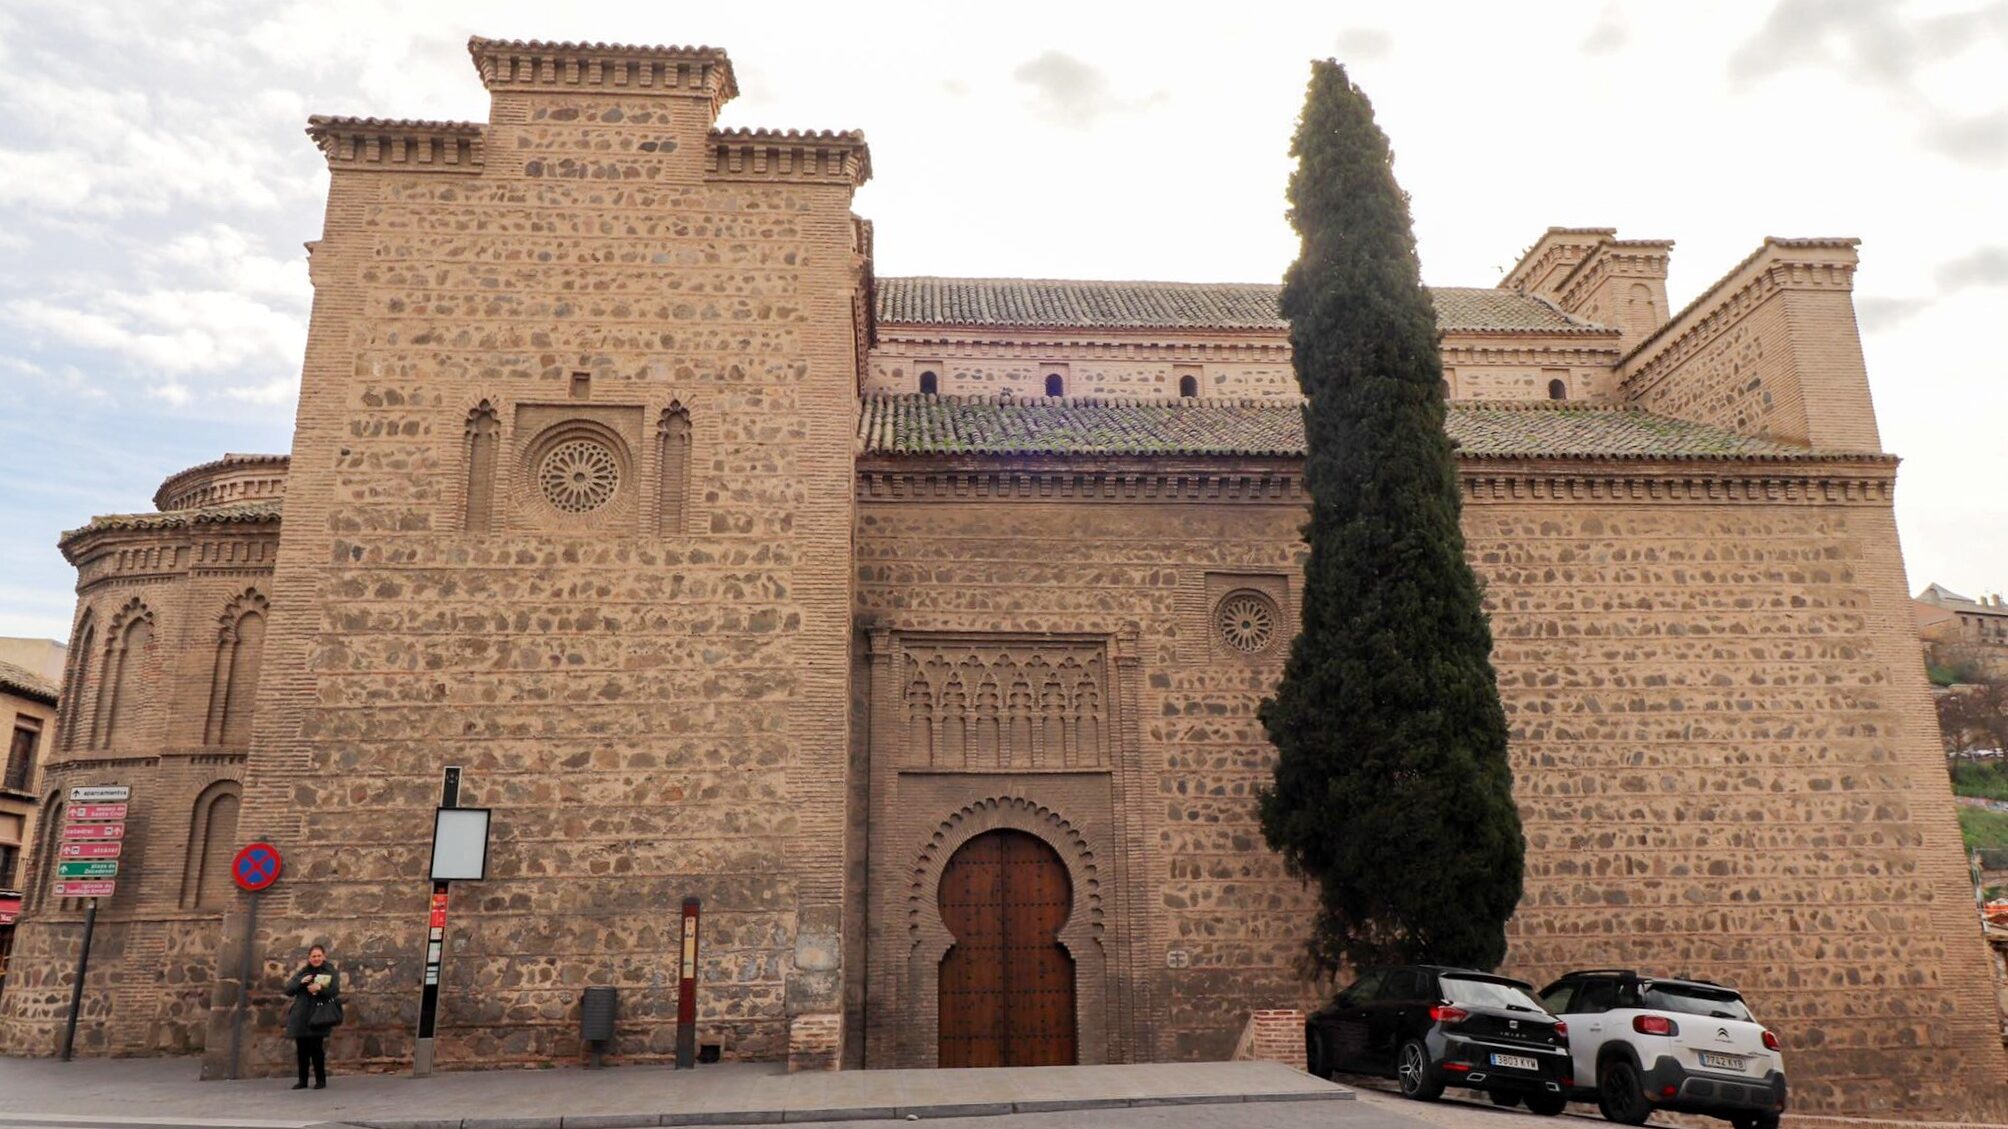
[1537,970,1787,1128]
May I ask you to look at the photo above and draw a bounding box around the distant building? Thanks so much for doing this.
[0,657,58,997]
[0,641,64,687]
[1919,583,2008,649]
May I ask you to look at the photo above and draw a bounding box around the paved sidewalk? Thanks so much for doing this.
[0,1056,1349,1128]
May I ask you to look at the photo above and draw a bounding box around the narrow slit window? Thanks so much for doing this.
[465,402,501,532]
[659,403,691,536]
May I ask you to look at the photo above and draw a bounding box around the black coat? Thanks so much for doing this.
[283,961,341,1039]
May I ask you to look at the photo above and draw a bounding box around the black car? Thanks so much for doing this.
[1305,965,1573,1114]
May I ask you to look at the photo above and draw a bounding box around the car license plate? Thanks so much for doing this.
[1700,1051,1747,1070]
[1489,1053,1538,1071]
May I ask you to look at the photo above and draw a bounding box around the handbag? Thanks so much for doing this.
[307,996,345,1031]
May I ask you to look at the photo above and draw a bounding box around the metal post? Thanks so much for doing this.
[413,766,460,1077]
[227,889,259,1079]
[675,897,700,1069]
[59,898,97,1061]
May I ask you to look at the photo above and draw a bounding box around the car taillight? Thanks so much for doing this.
[1553,1021,1569,1039]
[1428,1005,1469,1024]
[1762,1029,1780,1051]
[1633,1014,1679,1036]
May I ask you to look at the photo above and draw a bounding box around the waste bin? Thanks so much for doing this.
[581,986,618,1068]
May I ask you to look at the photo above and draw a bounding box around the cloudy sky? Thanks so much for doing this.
[2,0,2006,639]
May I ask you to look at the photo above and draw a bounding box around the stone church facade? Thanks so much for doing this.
[1,36,2002,1116]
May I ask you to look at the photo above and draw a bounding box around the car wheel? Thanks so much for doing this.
[1526,1094,1569,1117]
[1596,1060,1653,1126]
[1396,1040,1444,1101]
[1730,1115,1781,1129]
[1488,1091,1523,1108]
[1305,1029,1329,1080]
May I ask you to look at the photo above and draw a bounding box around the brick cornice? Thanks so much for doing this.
[305,116,485,174]
[467,36,737,108]
[1457,455,1897,506]
[858,454,1898,507]
[705,128,872,187]
[858,461,1306,503]
[1439,341,1624,367]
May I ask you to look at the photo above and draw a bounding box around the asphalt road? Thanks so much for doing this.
[790,1082,1622,1129]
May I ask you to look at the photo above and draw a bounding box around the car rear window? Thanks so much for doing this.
[1441,976,1543,1012]
[1640,983,1752,1021]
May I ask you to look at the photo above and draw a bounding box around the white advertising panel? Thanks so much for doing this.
[429,808,491,881]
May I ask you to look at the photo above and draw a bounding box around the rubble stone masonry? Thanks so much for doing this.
[0,36,2001,1120]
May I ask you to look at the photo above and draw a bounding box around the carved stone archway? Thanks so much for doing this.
[902,796,1107,1066]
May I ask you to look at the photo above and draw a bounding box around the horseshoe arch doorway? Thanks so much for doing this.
[935,828,1078,1067]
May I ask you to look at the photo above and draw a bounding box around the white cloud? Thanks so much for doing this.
[4,285,305,388]
[0,0,2002,616]
[1334,28,1393,62]
[1012,50,1167,127]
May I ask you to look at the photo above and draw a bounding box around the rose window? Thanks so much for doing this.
[538,439,620,513]
[1217,591,1279,654]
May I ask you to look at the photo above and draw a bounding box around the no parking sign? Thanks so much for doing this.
[231,841,282,891]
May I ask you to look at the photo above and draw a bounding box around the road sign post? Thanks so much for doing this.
[224,841,281,1080]
[57,784,128,1062]
[676,897,700,1069]
[415,767,488,1077]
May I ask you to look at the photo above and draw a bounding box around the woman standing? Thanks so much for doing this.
[282,944,340,1090]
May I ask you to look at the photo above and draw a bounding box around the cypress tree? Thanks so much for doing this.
[1257,60,1524,973]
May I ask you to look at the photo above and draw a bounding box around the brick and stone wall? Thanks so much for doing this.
[1465,461,2008,1117]
[1620,239,1880,452]
[851,470,1324,1067]
[850,451,2008,1114]
[183,40,868,1076]
[0,482,278,1056]
[1230,1008,1305,1069]
[1,35,1997,1118]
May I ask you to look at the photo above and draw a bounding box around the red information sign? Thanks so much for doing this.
[53,880,116,898]
[58,841,123,859]
[61,823,125,840]
[0,894,21,925]
[69,803,127,822]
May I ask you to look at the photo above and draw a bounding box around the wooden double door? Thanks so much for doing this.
[936,829,1078,1067]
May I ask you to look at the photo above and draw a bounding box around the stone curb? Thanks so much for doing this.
[352,1087,1353,1129]
[0,1119,326,1129]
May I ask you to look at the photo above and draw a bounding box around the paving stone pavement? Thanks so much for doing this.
[0,1057,1349,1128]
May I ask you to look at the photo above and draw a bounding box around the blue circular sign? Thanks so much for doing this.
[232,841,282,891]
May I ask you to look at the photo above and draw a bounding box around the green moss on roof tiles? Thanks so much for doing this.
[61,499,282,544]
[859,395,1864,461]
[873,278,1610,334]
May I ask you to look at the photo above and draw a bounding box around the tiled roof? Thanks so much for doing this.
[61,499,283,546]
[0,658,58,704]
[860,394,1303,457]
[874,278,1608,334]
[859,395,1854,461]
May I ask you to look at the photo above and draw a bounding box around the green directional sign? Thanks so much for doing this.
[57,860,119,878]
